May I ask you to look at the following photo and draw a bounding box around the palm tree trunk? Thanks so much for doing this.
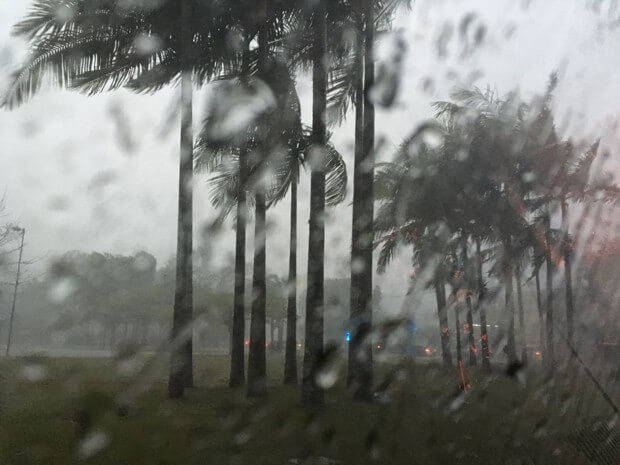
[248,187,267,397]
[560,197,575,347]
[535,267,546,363]
[455,300,462,364]
[461,237,477,367]
[476,239,491,372]
[465,294,477,366]
[434,277,452,367]
[348,4,365,388]
[270,319,275,350]
[229,188,246,384]
[302,0,327,406]
[348,0,375,402]
[504,258,517,365]
[168,0,193,398]
[515,263,527,363]
[228,32,251,390]
[247,10,268,398]
[284,178,298,384]
[544,211,555,368]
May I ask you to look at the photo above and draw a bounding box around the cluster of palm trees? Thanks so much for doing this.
[4,0,412,404]
[6,1,616,406]
[375,80,618,372]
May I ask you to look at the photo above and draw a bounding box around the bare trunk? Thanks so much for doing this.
[302,0,327,406]
[284,179,298,384]
[168,0,193,398]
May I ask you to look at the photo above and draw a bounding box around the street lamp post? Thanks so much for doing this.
[5,227,25,357]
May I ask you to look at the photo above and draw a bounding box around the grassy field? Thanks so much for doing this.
[0,352,617,465]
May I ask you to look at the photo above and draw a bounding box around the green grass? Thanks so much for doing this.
[0,353,617,465]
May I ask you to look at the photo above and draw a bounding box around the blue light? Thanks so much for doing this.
[345,331,351,342]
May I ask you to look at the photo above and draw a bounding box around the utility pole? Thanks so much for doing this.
[6,226,25,357]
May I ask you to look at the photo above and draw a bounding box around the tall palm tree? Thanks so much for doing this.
[348,0,376,402]
[279,129,348,385]
[246,0,271,398]
[168,0,195,397]
[228,28,252,389]
[374,144,460,368]
[317,0,410,400]
[3,0,246,398]
[302,0,328,406]
[554,140,608,347]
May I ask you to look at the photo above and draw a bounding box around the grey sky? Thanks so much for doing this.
[1,0,619,304]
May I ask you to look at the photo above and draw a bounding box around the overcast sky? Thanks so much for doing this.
[1,0,620,302]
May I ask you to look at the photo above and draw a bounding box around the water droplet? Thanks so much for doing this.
[77,431,109,459]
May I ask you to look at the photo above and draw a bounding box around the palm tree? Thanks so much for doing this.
[374,144,459,368]
[554,140,608,347]
[302,0,328,406]
[280,129,347,385]
[315,0,410,400]
[246,1,271,398]
[229,29,252,390]
[168,0,195,397]
[348,0,376,402]
[3,0,236,398]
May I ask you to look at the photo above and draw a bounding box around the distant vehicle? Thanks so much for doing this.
[413,344,436,356]
[524,345,543,360]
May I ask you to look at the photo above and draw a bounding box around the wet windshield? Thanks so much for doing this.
[0,1,619,464]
